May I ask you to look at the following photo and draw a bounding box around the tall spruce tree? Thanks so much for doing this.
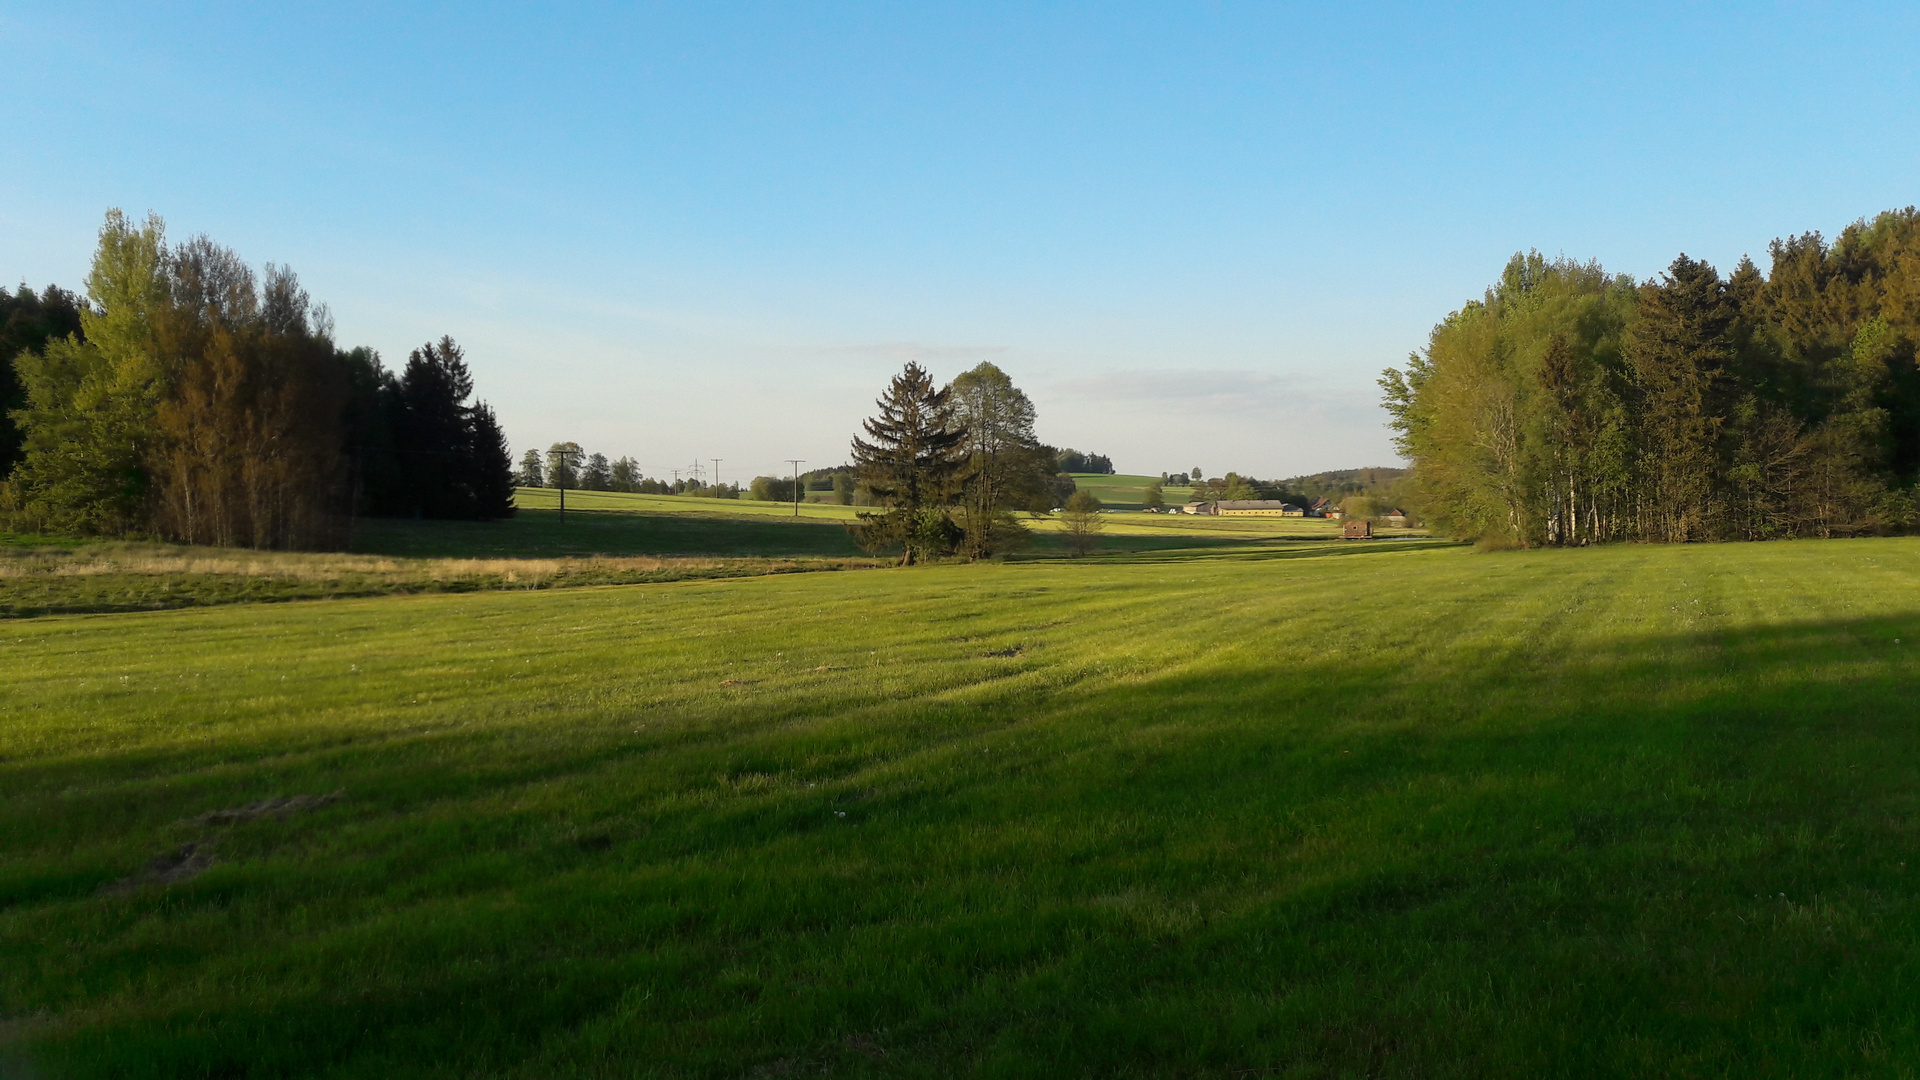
[393,337,475,518]
[850,361,967,564]
[1627,255,1734,542]
[582,452,612,491]
[517,447,546,487]
[469,401,517,519]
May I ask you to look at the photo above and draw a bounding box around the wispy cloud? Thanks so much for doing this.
[1047,368,1378,420]
[815,341,1011,362]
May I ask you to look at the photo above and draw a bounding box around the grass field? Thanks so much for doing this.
[1066,473,1191,510]
[1,495,1409,619]
[5,534,1919,1076]
[353,489,869,559]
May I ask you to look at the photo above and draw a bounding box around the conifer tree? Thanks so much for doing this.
[1628,255,1733,542]
[0,283,85,474]
[517,448,546,487]
[610,456,641,492]
[577,452,608,491]
[849,361,966,564]
[469,402,517,519]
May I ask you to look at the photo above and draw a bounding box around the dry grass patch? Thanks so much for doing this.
[0,540,882,617]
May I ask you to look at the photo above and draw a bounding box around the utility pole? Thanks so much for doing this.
[785,459,805,519]
[550,447,580,523]
[712,458,722,495]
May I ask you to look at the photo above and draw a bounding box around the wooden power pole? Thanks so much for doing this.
[785,459,805,519]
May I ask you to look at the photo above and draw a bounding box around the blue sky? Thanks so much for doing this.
[4,3,1917,481]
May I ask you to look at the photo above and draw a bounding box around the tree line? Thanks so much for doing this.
[2,211,514,548]
[517,444,684,494]
[513,445,866,504]
[849,361,1082,563]
[1055,448,1115,474]
[1382,207,1920,545]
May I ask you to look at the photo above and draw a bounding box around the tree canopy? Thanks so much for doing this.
[3,210,516,546]
[850,362,968,563]
[1382,208,1920,545]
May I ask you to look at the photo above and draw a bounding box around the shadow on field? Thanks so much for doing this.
[7,604,1920,1077]
[350,507,866,558]
[1053,534,1461,563]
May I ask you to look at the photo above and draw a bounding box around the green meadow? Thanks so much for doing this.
[1063,473,1187,509]
[4,526,1919,1077]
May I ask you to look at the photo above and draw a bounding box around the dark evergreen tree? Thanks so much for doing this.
[1,283,86,476]
[517,448,546,487]
[393,336,476,518]
[469,402,517,519]
[1627,255,1734,542]
[850,362,967,563]
[582,452,612,491]
[610,456,640,492]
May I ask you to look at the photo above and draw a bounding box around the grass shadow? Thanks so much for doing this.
[5,587,1919,1076]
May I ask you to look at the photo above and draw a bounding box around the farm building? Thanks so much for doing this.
[1343,520,1372,539]
[1214,500,1304,517]
[1385,508,1409,526]
[1179,502,1214,515]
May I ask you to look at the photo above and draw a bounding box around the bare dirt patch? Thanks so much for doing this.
[185,790,344,826]
[101,791,346,894]
[101,842,215,894]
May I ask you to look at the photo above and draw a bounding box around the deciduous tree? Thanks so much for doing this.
[949,361,1039,558]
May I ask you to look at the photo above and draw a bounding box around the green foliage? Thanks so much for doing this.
[1282,467,1408,502]
[1055,448,1114,473]
[546,442,583,488]
[1142,481,1164,509]
[0,282,85,474]
[850,362,967,564]
[1383,213,1920,545]
[1059,489,1103,555]
[517,449,546,487]
[950,361,1043,558]
[6,211,170,535]
[579,452,612,491]
[381,337,515,521]
[750,475,802,502]
[5,212,515,542]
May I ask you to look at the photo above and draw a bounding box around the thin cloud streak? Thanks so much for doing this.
[813,342,1011,362]
[1035,367,1399,475]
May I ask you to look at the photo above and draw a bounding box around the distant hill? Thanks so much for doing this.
[1281,467,1409,501]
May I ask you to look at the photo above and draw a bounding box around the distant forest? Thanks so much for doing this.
[1,211,515,548]
[1384,207,1920,545]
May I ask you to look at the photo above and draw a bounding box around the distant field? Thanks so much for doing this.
[356,488,1388,560]
[6,537,1919,1076]
[1,497,1406,618]
[1066,472,1188,509]
[348,488,869,559]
